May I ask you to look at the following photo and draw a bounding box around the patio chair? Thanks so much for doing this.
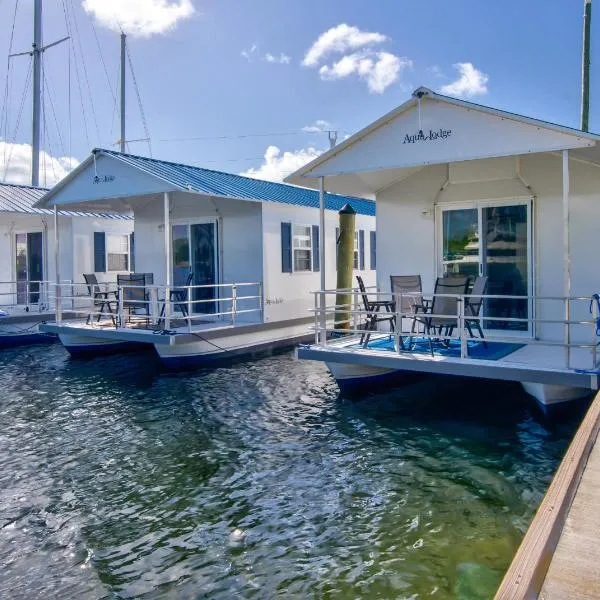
[413,275,470,356]
[159,271,193,326]
[465,276,488,346]
[390,275,428,334]
[83,273,116,326]
[356,275,395,346]
[117,273,154,325]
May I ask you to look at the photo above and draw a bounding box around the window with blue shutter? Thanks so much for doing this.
[281,222,292,273]
[94,232,106,273]
[370,231,376,270]
[312,225,319,271]
[335,227,339,268]
[130,232,135,272]
[359,229,365,270]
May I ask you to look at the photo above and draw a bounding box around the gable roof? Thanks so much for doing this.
[0,181,131,219]
[36,148,376,217]
[285,86,600,186]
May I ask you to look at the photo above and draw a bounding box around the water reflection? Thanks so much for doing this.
[0,345,583,599]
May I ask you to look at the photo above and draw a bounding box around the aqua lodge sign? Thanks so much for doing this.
[403,128,452,144]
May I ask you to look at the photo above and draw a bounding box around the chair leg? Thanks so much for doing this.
[475,320,487,347]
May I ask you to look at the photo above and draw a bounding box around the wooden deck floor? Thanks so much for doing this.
[539,437,600,599]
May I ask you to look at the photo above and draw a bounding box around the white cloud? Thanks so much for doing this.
[264,52,291,65]
[241,145,322,182]
[302,119,333,133]
[303,24,387,67]
[241,44,258,62]
[82,0,194,38]
[0,141,78,186]
[319,51,411,94]
[440,62,489,97]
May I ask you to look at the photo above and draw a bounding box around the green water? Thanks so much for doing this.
[0,345,583,599]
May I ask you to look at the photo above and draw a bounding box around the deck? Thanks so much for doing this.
[495,391,600,599]
[298,334,600,390]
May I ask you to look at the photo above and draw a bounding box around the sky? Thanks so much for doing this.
[0,0,595,187]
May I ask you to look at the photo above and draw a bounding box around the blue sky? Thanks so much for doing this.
[0,0,594,186]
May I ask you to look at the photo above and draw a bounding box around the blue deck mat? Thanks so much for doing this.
[355,336,524,361]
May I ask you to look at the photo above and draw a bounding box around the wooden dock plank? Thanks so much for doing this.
[495,392,600,600]
[539,439,600,599]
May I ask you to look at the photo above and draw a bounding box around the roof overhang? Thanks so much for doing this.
[285,87,600,196]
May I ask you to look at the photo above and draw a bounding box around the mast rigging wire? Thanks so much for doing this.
[125,43,152,157]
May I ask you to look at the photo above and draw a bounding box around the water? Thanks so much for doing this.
[0,345,584,599]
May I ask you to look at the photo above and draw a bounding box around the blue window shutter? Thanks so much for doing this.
[370,231,376,270]
[281,222,292,273]
[335,227,339,267]
[130,232,135,272]
[94,232,106,273]
[359,229,365,270]
[312,225,320,271]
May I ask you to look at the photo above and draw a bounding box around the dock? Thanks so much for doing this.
[495,391,600,599]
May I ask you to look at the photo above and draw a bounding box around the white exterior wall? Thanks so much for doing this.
[261,202,376,322]
[133,192,263,322]
[375,154,600,344]
[0,211,132,305]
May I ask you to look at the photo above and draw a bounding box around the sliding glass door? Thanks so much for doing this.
[172,221,219,314]
[15,232,44,305]
[439,200,532,334]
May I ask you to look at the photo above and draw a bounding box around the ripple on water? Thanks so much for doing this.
[0,345,585,599]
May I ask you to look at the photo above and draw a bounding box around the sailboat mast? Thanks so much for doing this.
[582,0,592,132]
[31,0,42,186]
[120,32,126,153]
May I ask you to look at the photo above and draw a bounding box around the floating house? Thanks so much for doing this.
[286,86,600,407]
[33,149,376,365]
[0,181,132,346]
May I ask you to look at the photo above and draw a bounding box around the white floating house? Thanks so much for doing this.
[286,87,600,408]
[0,181,133,347]
[33,149,376,366]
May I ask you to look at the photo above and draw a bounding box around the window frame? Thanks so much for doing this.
[106,233,130,272]
[292,223,313,273]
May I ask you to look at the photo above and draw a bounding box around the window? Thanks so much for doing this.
[370,231,376,270]
[106,234,129,271]
[353,231,359,269]
[293,225,312,272]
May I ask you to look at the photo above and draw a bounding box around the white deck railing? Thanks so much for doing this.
[50,281,263,332]
[311,288,600,371]
[0,280,73,313]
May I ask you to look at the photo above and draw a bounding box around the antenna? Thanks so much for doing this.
[9,0,69,186]
[120,32,126,152]
[328,130,338,149]
[582,0,592,131]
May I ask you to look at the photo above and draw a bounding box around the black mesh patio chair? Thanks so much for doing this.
[117,273,154,325]
[159,272,193,326]
[413,275,470,356]
[465,276,488,346]
[356,275,395,346]
[83,273,116,325]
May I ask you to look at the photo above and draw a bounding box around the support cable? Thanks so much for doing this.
[126,44,152,156]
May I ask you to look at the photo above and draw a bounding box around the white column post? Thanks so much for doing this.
[319,176,326,343]
[164,192,171,329]
[53,205,61,323]
[563,150,571,367]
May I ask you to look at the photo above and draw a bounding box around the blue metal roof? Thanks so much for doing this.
[97,148,376,217]
[0,181,132,219]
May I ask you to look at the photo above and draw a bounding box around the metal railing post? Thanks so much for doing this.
[314,292,319,344]
[164,285,171,330]
[150,286,158,325]
[231,284,237,326]
[394,292,401,353]
[565,296,571,369]
[459,296,467,359]
[592,296,598,368]
[55,283,62,324]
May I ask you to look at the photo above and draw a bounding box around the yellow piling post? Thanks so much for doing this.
[335,203,356,331]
